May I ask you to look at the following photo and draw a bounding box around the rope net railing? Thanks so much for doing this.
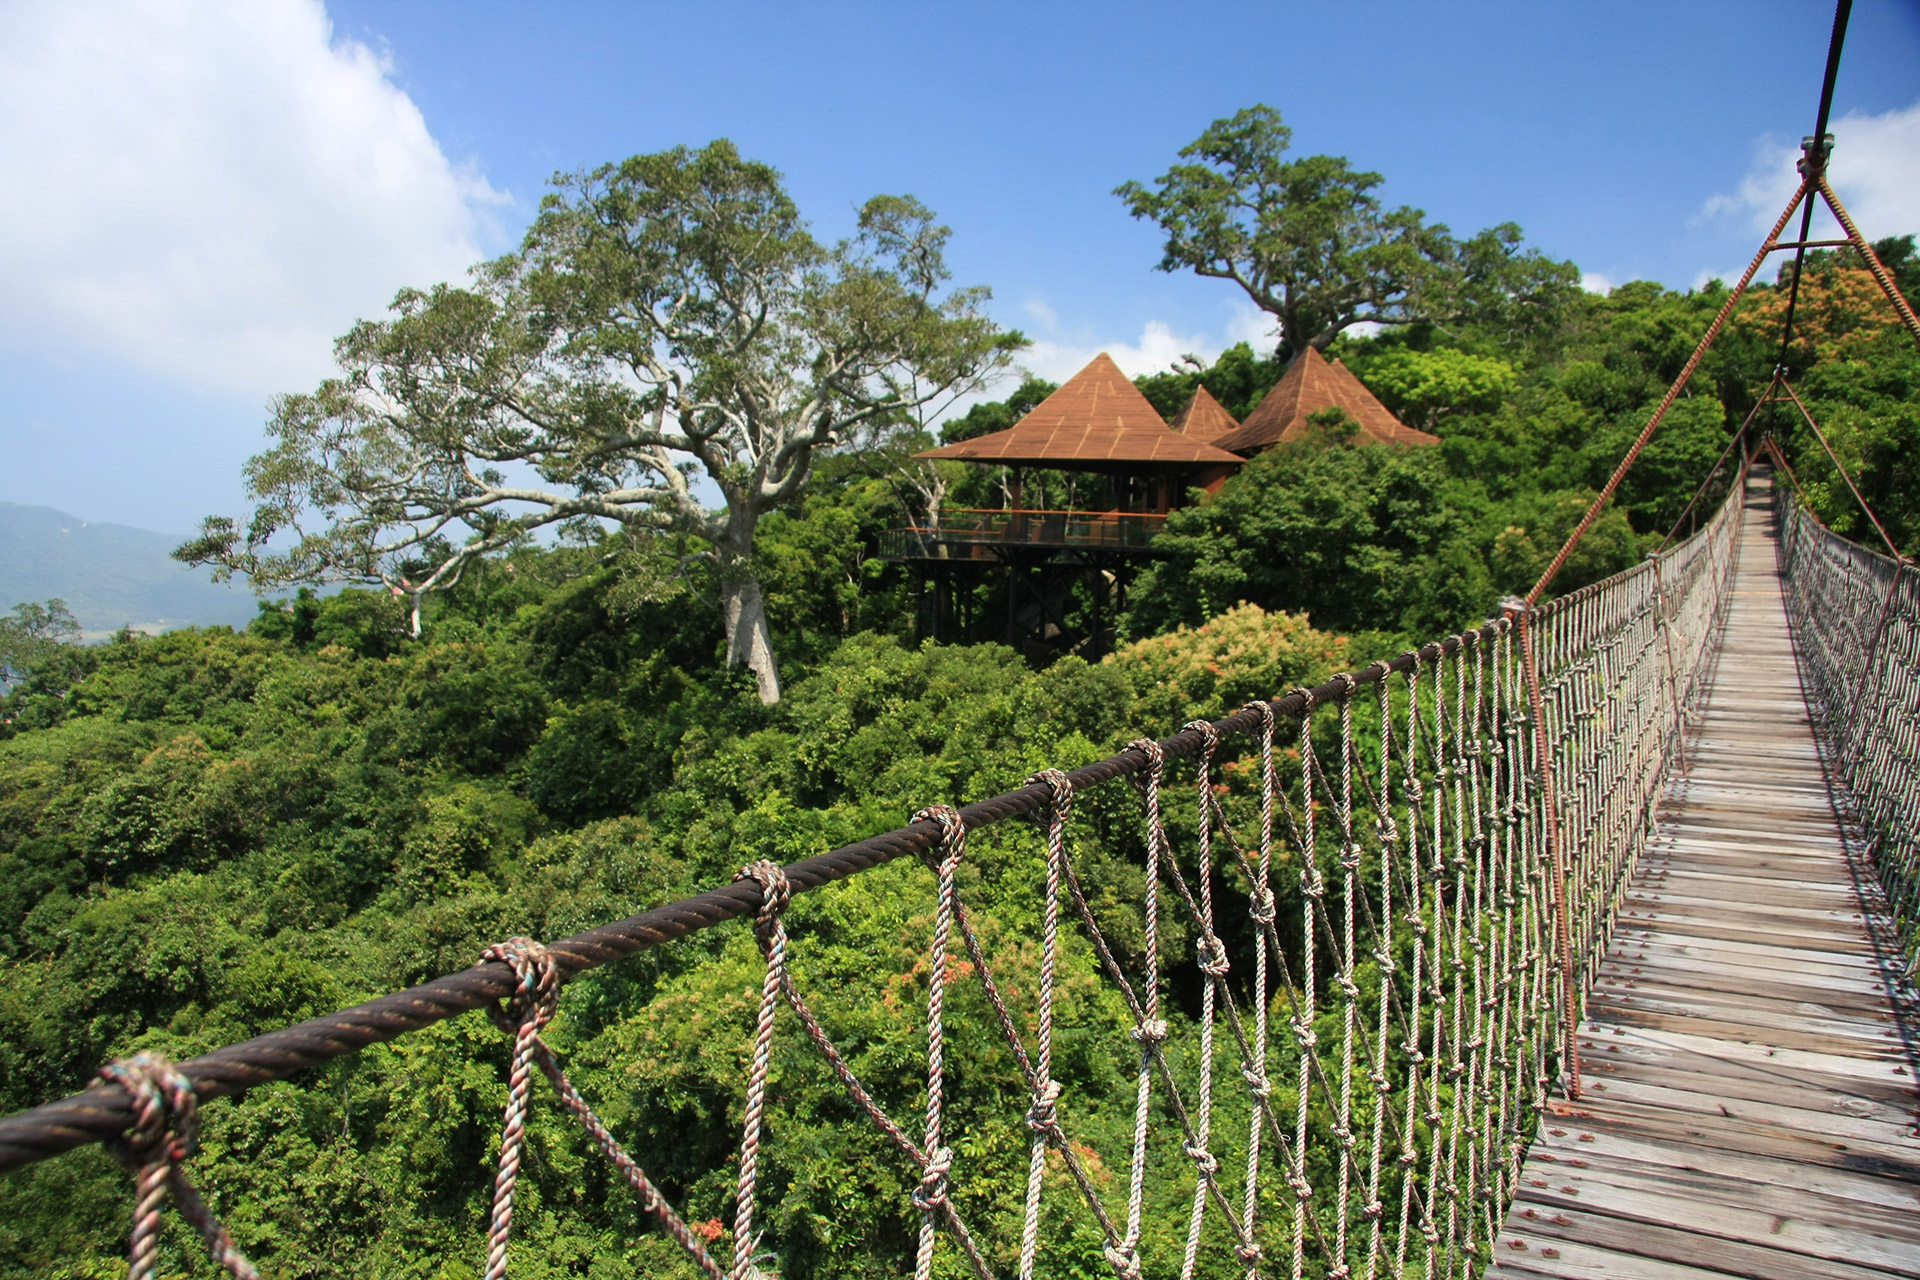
[1777,492,1920,973]
[0,485,1746,1279]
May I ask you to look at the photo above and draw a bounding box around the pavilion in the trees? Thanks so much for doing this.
[876,347,1432,655]
[880,353,1242,654]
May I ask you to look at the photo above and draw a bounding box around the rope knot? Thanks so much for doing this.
[1331,672,1357,700]
[911,804,967,871]
[1103,1243,1144,1280]
[99,1051,260,1280]
[1129,1018,1169,1045]
[1249,885,1276,925]
[480,937,560,1037]
[1196,934,1231,977]
[1125,738,1165,796]
[735,860,792,943]
[911,1146,953,1211]
[1026,1080,1063,1135]
[1241,1067,1272,1099]
[101,1052,198,1170]
[1289,1019,1318,1050]
[1182,719,1220,755]
[1181,1141,1219,1175]
[1026,768,1074,820]
[1235,1241,1264,1265]
[1285,685,1317,717]
[1340,841,1363,872]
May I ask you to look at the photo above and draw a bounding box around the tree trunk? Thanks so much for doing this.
[723,574,781,704]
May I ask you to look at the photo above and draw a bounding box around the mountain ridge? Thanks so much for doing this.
[0,501,260,634]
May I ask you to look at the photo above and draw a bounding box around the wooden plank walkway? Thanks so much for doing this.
[1488,479,1920,1279]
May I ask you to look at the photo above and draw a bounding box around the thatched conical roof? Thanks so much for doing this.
[917,354,1243,468]
[1211,346,1438,455]
[1169,385,1240,443]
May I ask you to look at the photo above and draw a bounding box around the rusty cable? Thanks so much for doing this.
[1524,180,1807,608]
[1775,378,1902,560]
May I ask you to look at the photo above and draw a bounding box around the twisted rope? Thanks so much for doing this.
[1242,699,1278,1280]
[1021,768,1072,1280]
[99,1052,259,1280]
[479,936,724,1280]
[479,937,560,1280]
[1290,686,1318,1280]
[733,860,791,1280]
[911,805,967,1280]
[1181,719,1223,1280]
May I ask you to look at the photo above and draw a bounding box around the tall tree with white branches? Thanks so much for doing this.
[179,141,1023,702]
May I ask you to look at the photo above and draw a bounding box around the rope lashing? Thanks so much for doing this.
[10,463,1774,1280]
[909,805,967,1280]
[99,1052,260,1280]
[1020,767,1071,1280]
[478,936,725,1280]
[732,860,791,1280]
[1780,493,1920,977]
[1120,739,1164,1271]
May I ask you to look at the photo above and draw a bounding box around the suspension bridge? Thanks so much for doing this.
[1492,474,1920,1278]
[8,9,1920,1278]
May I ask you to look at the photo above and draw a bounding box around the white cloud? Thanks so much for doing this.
[1002,300,1288,391]
[1023,297,1060,331]
[0,0,507,396]
[1223,303,1280,352]
[1017,319,1221,384]
[1702,99,1920,245]
[1581,272,1616,296]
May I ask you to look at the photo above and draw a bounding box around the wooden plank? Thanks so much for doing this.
[1506,1202,1917,1279]
[1513,1165,1920,1270]
[1488,482,1920,1279]
[1525,1125,1920,1212]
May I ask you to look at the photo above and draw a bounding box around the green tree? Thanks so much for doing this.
[1342,345,1518,431]
[0,600,81,694]
[1126,420,1495,638]
[1116,105,1577,360]
[178,141,1022,703]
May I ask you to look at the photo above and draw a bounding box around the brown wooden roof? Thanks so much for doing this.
[1211,346,1439,454]
[917,353,1244,468]
[1169,385,1239,443]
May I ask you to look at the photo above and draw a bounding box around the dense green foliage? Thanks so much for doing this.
[0,515,1363,1276]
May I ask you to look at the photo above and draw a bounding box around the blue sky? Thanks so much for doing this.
[2,0,1917,534]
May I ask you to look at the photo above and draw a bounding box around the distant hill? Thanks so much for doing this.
[0,502,261,635]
